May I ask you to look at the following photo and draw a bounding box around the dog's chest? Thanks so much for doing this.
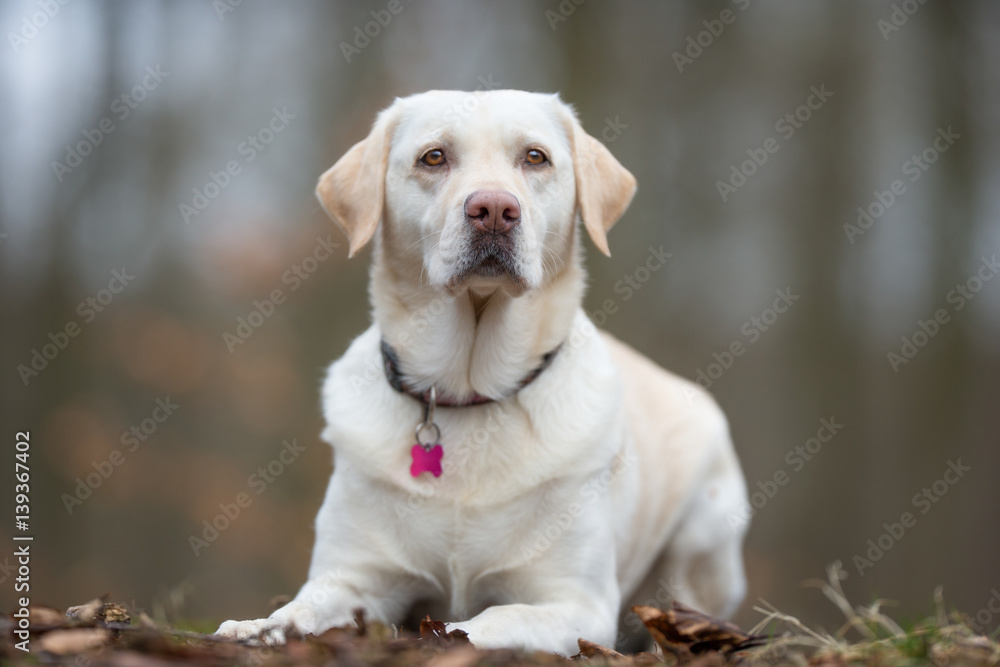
[392,486,552,616]
[323,323,626,615]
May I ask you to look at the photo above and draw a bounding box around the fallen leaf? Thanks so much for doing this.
[575,638,626,660]
[419,616,470,646]
[427,645,480,667]
[420,616,448,641]
[66,598,105,624]
[27,605,66,627]
[106,650,184,667]
[632,602,765,656]
[98,602,132,625]
[38,628,110,654]
[354,607,367,636]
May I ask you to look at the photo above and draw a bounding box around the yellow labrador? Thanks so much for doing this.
[217,90,749,654]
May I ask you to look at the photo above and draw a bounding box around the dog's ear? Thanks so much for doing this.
[316,106,397,258]
[566,112,637,257]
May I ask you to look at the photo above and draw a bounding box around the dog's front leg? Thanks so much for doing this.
[216,559,423,646]
[216,569,370,644]
[447,597,619,656]
[217,473,419,645]
[446,557,621,656]
[446,461,626,655]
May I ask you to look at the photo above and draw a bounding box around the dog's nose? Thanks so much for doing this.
[464,190,521,234]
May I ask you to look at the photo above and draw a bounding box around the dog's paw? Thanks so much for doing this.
[216,602,323,645]
[215,618,290,646]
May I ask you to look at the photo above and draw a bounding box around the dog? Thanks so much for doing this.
[216,90,750,655]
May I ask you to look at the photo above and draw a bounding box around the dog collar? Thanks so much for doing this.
[383,341,561,477]
[380,339,561,408]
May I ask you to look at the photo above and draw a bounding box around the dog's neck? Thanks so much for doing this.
[369,245,584,402]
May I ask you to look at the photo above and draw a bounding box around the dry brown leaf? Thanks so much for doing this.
[98,602,132,625]
[37,627,110,654]
[106,650,183,667]
[427,645,481,667]
[354,607,367,636]
[419,616,471,647]
[419,615,448,641]
[576,638,626,660]
[27,605,66,627]
[65,598,105,623]
[285,638,326,662]
[808,652,848,667]
[632,602,765,656]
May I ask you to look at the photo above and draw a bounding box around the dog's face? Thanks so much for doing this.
[316,90,636,296]
[384,91,577,295]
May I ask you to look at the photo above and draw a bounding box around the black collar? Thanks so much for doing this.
[380,340,561,407]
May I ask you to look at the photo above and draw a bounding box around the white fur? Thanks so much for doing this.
[217,90,750,655]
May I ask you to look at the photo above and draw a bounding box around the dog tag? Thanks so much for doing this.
[411,387,443,477]
[411,443,443,478]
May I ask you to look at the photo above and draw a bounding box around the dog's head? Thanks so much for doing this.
[316,90,636,296]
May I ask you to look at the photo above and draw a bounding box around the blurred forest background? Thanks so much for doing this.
[1,0,998,637]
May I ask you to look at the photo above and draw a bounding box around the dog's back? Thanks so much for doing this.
[600,331,748,647]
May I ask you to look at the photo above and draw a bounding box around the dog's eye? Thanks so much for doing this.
[525,149,548,165]
[420,149,446,167]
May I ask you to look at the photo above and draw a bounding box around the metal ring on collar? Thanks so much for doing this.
[415,422,440,448]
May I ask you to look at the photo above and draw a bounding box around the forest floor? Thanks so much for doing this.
[4,566,998,666]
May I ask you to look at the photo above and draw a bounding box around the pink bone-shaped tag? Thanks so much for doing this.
[410,443,443,478]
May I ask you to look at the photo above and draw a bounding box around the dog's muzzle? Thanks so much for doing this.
[454,189,523,283]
